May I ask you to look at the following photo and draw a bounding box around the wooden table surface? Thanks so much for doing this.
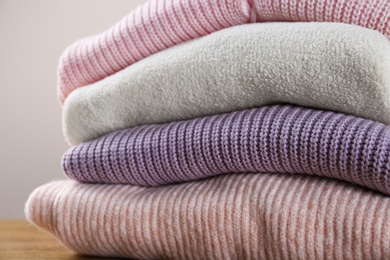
[0,220,126,260]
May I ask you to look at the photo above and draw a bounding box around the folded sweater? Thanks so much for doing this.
[62,105,390,195]
[26,173,390,260]
[63,23,390,145]
[57,0,390,103]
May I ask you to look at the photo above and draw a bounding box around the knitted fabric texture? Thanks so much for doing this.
[57,0,390,103]
[63,23,390,145]
[62,105,390,195]
[25,173,390,259]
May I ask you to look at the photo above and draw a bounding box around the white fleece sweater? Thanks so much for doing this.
[63,23,390,145]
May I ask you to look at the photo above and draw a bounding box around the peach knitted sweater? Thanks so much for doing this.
[26,173,390,259]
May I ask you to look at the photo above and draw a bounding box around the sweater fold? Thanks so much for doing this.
[63,23,390,145]
[25,173,390,260]
[63,105,390,195]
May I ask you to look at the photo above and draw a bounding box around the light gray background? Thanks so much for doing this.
[0,0,147,218]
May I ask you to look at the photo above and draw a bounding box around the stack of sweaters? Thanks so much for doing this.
[26,0,390,259]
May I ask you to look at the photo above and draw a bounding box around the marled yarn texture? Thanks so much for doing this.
[63,105,390,195]
[57,0,390,102]
[25,173,390,260]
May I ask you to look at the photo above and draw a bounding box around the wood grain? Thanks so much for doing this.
[0,220,125,260]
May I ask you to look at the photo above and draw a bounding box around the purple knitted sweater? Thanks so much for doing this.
[62,105,390,195]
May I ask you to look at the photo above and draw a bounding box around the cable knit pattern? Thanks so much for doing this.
[57,0,390,103]
[25,174,390,260]
[62,105,390,195]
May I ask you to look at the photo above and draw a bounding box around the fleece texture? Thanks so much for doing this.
[57,0,390,102]
[63,23,390,145]
[62,105,390,195]
[26,173,390,260]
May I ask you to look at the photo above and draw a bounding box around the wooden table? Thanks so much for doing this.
[0,220,126,259]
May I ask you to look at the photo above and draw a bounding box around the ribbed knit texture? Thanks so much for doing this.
[57,0,251,103]
[57,0,390,103]
[25,173,390,259]
[63,105,390,195]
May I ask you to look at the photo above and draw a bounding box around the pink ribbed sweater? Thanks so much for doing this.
[26,173,390,259]
[57,0,390,103]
